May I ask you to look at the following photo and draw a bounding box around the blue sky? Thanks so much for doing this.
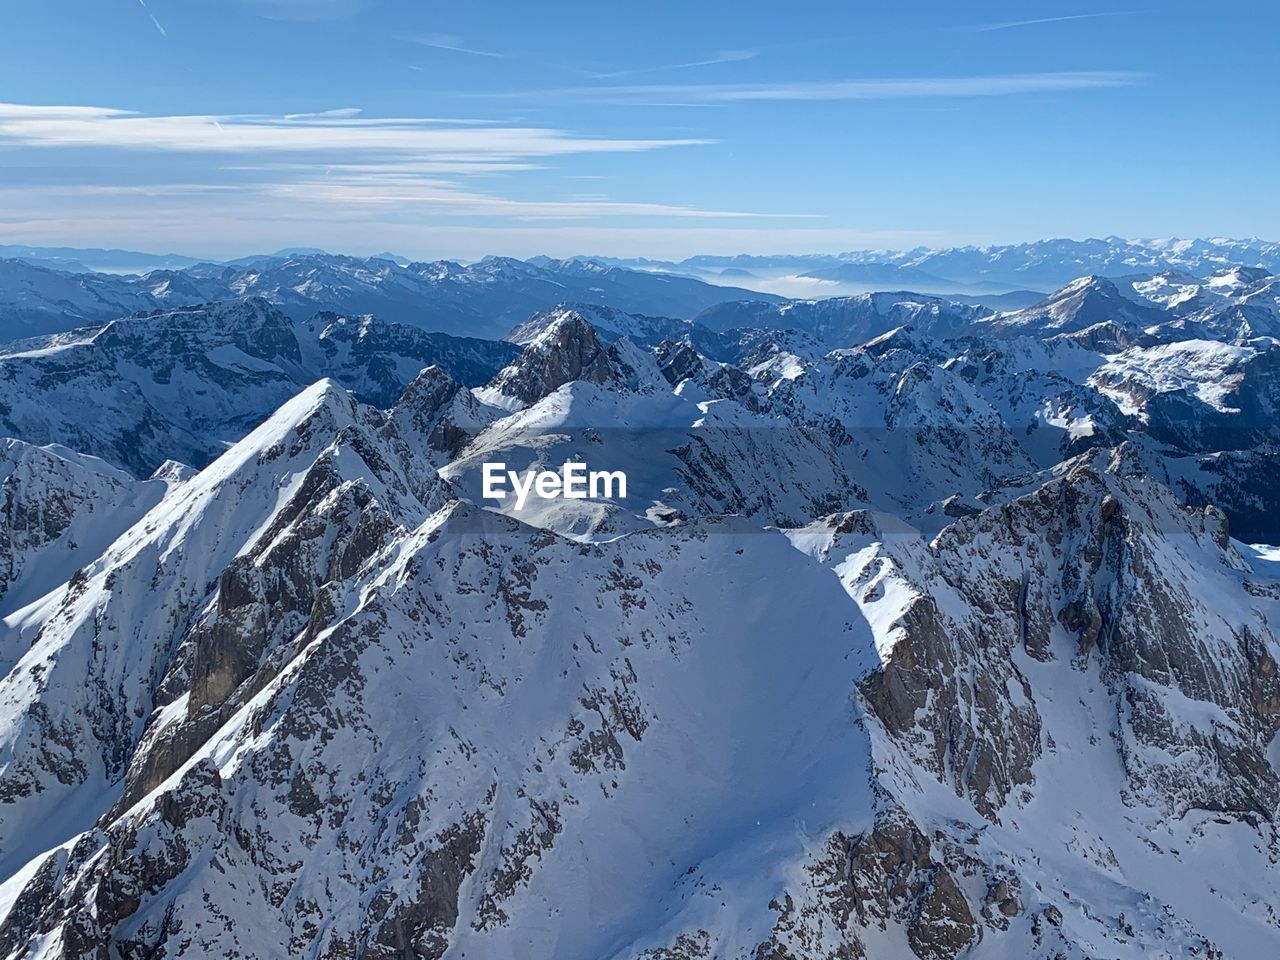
[0,0,1275,260]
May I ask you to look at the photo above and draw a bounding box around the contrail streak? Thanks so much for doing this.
[136,0,167,37]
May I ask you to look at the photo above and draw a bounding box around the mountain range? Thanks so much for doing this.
[0,241,1279,958]
[591,236,1280,294]
[6,237,1279,342]
[0,254,781,341]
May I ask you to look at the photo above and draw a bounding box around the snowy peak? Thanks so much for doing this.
[484,314,638,406]
[987,275,1168,337]
[389,364,494,462]
[504,302,694,348]
[0,376,454,879]
[6,239,1280,959]
[987,269,1280,344]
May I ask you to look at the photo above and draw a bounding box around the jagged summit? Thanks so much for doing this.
[483,313,636,407]
[390,364,494,462]
[504,302,695,348]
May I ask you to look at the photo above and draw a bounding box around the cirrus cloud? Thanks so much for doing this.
[0,103,707,157]
[489,70,1145,105]
[0,101,812,245]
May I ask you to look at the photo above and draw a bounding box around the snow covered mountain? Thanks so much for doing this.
[880,236,1280,290]
[504,303,698,348]
[978,277,1170,340]
[0,260,164,338]
[599,237,1280,293]
[211,255,782,338]
[693,293,990,348]
[0,255,781,342]
[0,440,175,618]
[950,270,1280,348]
[1,254,1280,958]
[0,299,518,476]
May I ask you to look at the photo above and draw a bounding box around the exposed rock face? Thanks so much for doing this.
[758,808,978,960]
[389,365,494,463]
[654,340,706,385]
[0,441,164,615]
[485,314,627,406]
[296,311,521,404]
[906,445,1280,822]
[505,303,696,348]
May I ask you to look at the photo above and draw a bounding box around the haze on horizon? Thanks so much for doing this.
[1,0,1275,261]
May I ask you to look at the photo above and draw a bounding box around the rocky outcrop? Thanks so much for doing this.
[389,365,493,463]
[924,445,1280,820]
[757,808,978,960]
[485,314,626,406]
[0,440,164,614]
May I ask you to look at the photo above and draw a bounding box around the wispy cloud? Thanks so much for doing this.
[506,71,1144,105]
[0,103,706,157]
[400,33,503,59]
[589,49,758,80]
[956,12,1136,33]
[282,108,363,120]
[135,0,167,37]
[262,175,817,220]
[0,102,809,231]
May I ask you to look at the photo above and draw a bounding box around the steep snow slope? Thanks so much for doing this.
[775,447,1280,959]
[0,494,884,958]
[0,441,174,620]
[0,380,448,877]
